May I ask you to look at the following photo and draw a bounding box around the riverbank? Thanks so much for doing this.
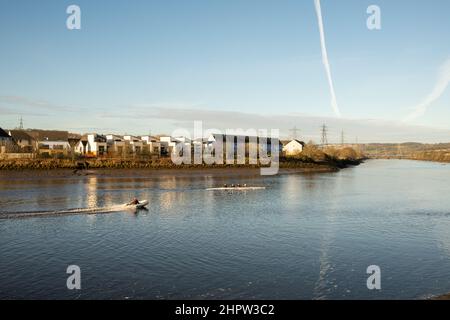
[368,155,450,165]
[0,164,342,180]
[0,157,363,172]
[407,151,450,163]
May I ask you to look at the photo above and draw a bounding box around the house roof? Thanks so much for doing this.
[80,133,107,143]
[26,130,69,142]
[68,133,81,140]
[106,134,125,141]
[209,133,282,144]
[159,136,181,143]
[9,130,34,142]
[282,139,305,146]
[124,135,141,142]
[140,135,159,141]
[0,128,11,138]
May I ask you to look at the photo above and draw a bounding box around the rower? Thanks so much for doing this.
[128,198,139,205]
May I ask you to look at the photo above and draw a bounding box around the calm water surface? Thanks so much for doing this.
[1,160,450,299]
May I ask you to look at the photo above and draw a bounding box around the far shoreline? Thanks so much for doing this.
[0,164,342,179]
[0,157,363,175]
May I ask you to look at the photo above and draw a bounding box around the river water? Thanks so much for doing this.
[1,160,450,299]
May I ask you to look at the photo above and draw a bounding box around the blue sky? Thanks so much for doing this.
[0,0,449,142]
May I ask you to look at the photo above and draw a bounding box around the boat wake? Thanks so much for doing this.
[206,187,266,191]
[0,205,127,220]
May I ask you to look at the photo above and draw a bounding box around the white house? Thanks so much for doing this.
[106,134,126,155]
[27,130,71,156]
[282,139,305,156]
[159,136,176,155]
[141,136,161,156]
[123,135,144,154]
[159,136,191,155]
[206,133,281,155]
[158,137,171,155]
[75,134,107,157]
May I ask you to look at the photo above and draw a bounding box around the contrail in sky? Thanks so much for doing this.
[404,58,450,122]
[314,0,341,117]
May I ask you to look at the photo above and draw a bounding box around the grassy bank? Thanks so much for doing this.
[0,158,353,171]
[0,146,364,171]
[407,150,450,163]
[363,142,450,163]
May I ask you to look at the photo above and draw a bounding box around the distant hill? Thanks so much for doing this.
[361,143,450,162]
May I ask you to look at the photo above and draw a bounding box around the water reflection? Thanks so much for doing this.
[313,174,340,299]
[86,176,98,208]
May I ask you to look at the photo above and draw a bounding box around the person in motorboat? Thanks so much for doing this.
[128,198,140,205]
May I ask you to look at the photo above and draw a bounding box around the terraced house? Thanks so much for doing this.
[0,128,13,154]
[26,130,70,157]
[0,128,11,141]
[140,136,161,156]
[75,134,107,157]
[8,130,37,153]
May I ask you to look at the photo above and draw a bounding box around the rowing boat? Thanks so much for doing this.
[206,187,266,191]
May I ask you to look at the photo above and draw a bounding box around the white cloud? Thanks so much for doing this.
[404,58,450,122]
[0,95,87,113]
[102,105,450,143]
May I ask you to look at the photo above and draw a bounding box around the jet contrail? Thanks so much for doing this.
[404,58,450,122]
[314,0,341,117]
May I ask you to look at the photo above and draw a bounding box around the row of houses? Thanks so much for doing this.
[0,127,306,158]
[200,134,305,156]
[74,134,163,157]
[0,129,73,156]
[0,129,186,157]
[0,129,164,157]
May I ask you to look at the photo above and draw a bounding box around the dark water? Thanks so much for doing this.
[1,160,450,299]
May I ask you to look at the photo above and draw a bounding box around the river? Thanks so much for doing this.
[1,159,450,299]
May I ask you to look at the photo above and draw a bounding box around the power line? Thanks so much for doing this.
[289,126,300,140]
[398,143,403,157]
[18,116,24,130]
[320,124,328,147]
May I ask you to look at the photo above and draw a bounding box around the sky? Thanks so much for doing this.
[0,0,450,143]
